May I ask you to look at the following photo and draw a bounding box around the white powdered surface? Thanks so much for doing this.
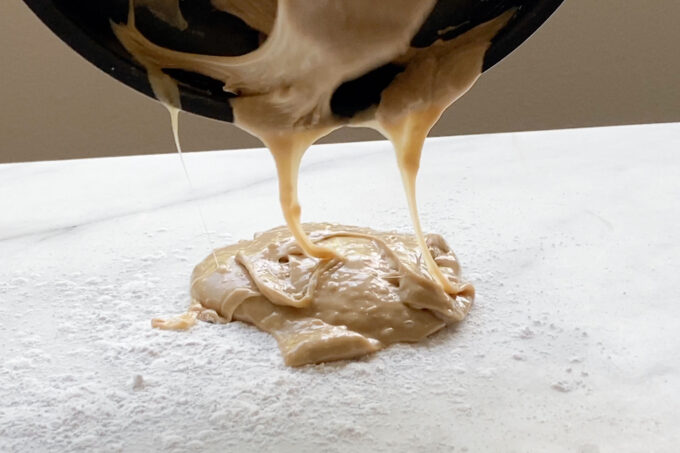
[1,124,679,452]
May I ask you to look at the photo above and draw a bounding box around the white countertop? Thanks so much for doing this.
[1,123,679,452]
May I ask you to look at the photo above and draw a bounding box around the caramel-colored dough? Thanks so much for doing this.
[155,224,473,366]
[116,2,515,365]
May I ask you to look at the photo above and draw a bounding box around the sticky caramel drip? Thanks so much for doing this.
[113,3,516,365]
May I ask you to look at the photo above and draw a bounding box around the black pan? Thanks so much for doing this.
[23,0,564,123]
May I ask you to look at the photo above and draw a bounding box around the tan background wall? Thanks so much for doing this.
[2,0,679,163]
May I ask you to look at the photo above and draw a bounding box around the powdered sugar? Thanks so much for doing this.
[2,125,680,452]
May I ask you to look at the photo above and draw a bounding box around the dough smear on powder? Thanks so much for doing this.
[154,224,473,366]
[114,1,515,365]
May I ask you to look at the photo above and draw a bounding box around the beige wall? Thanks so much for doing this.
[2,0,679,163]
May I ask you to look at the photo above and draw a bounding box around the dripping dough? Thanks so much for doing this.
[115,2,515,365]
[154,224,473,366]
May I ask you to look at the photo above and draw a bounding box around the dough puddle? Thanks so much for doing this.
[114,1,515,365]
[154,224,473,366]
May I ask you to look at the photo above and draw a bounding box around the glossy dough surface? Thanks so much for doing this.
[184,224,473,366]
